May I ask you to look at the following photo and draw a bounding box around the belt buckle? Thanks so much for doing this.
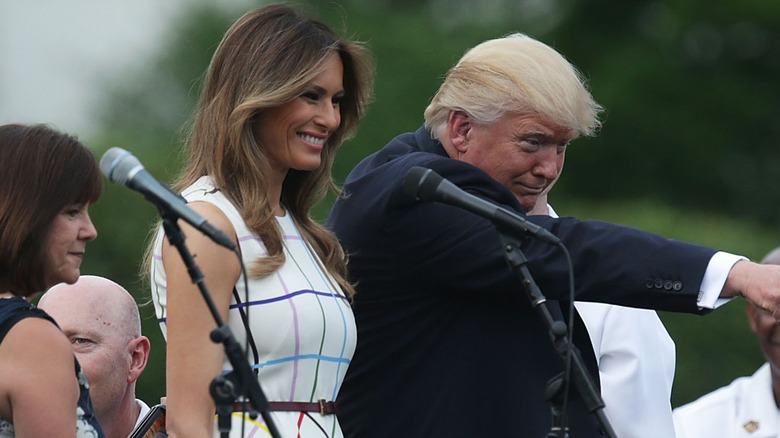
[318,399,326,415]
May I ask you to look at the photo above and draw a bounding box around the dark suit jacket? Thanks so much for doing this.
[326,126,717,437]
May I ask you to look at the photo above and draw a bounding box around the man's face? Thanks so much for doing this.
[747,302,780,378]
[39,288,134,421]
[456,113,577,212]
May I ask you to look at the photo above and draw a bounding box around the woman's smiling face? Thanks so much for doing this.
[255,52,345,179]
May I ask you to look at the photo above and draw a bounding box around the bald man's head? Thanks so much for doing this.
[761,247,780,266]
[40,275,142,339]
[39,275,150,435]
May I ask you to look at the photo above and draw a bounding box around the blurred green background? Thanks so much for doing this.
[67,0,780,410]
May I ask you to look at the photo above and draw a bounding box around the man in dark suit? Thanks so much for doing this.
[326,33,780,437]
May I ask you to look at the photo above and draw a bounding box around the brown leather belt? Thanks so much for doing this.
[232,399,338,415]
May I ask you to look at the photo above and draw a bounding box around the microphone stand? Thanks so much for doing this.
[496,228,616,438]
[544,371,570,438]
[161,214,281,438]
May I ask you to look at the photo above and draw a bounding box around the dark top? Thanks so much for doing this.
[326,126,717,437]
[0,296,105,437]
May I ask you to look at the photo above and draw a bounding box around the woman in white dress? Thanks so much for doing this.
[147,4,373,438]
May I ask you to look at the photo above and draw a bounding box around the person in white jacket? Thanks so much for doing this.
[529,196,678,438]
[673,247,780,438]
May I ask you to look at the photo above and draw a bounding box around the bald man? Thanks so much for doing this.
[674,247,780,438]
[39,275,151,438]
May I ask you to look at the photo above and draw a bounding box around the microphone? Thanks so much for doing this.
[402,166,560,245]
[100,147,237,251]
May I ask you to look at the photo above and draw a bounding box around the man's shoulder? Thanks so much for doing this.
[673,365,770,436]
[673,365,766,419]
[343,132,455,188]
[674,384,739,418]
[351,129,433,166]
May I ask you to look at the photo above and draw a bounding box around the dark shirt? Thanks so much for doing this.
[0,296,105,437]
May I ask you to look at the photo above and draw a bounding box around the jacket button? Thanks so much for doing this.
[654,279,664,289]
[663,280,673,290]
[673,281,683,291]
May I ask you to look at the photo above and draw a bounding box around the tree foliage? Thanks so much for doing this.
[80,0,780,409]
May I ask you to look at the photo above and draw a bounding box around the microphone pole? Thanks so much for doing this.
[403,165,615,436]
[159,210,281,438]
[100,147,279,436]
[495,228,616,438]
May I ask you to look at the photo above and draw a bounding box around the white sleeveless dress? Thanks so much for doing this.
[150,176,356,438]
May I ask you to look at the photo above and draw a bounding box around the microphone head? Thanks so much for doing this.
[402,166,438,201]
[402,166,428,200]
[402,166,444,202]
[99,147,141,185]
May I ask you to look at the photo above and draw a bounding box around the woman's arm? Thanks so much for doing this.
[161,201,242,438]
[0,317,80,438]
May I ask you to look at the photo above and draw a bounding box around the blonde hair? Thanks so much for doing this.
[424,33,602,138]
[148,4,373,298]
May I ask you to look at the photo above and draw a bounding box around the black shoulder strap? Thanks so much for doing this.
[0,307,54,344]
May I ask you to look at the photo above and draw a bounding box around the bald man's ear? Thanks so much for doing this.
[446,110,472,153]
[127,336,151,383]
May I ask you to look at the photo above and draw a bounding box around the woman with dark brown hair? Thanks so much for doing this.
[0,123,104,437]
[147,4,374,437]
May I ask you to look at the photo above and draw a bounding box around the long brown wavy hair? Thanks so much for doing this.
[160,4,373,297]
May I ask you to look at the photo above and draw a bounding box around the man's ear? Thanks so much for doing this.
[446,110,472,153]
[127,336,151,383]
